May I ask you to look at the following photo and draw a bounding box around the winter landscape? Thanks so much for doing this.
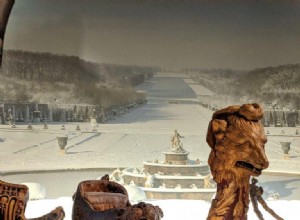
[1,72,300,219]
[1,1,300,219]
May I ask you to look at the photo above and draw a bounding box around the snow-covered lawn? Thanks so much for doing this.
[26,197,300,220]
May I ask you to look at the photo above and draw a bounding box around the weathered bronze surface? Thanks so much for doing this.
[72,175,163,220]
[250,178,283,220]
[28,207,65,220]
[206,103,269,220]
[0,180,65,220]
[0,179,28,220]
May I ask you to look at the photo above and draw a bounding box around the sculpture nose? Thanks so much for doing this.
[260,160,269,169]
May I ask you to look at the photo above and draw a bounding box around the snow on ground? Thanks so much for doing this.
[25,197,300,220]
[1,72,300,219]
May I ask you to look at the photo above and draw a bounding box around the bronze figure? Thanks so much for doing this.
[206,103,269,220]
[72,175,163,220]
[0,180,65,220]
[250,178,283,220]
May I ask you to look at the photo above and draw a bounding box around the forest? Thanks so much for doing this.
[0,50,156,108]
[190,64,300,110]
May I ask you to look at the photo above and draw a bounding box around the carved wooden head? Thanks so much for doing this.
[206,103,269,185]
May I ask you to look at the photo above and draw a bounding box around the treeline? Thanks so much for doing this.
[0,50,155,87]
[0,50,155,106]
[1,50,100,83]
[191,64,300,110]
[236,64,300,109]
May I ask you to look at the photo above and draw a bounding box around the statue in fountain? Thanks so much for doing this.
[144,174,154,188]
[206,103,270,220]
[171,129,185,152]
[204,174,215,189]
[190,184,198,189]
[109,168,124,184]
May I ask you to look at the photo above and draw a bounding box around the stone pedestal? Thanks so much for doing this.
[164,151,189,165]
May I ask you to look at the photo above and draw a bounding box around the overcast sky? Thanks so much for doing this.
[4,0,300,70]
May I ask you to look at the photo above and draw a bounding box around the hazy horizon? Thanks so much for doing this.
[4,0,300,70]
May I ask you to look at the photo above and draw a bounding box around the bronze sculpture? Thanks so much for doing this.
[206,103,269,220]
[72,175,163,220]
[250,178,283,220]
[0,180,65,220]
[0,0,15,66]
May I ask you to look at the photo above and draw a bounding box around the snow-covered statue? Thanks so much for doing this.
[204,174,215,189]
[90,108,98,127]
[171,129,185,152]
[159,183,166,189]
[190,184,198,189]
[109,168,124,184]
[6,108,13,125]
[175,184,182,189]
[144,174,154,188]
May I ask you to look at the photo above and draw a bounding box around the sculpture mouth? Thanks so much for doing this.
[235,161,262,175]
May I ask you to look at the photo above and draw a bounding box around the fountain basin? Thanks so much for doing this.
[164,151,189,165]
[123,168,209,188]
[143,161,210,176]
[140,187,215,200]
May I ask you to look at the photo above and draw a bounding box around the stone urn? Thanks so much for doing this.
[57,136,68,150]
[280,142,291,159]
[280,142,291,154]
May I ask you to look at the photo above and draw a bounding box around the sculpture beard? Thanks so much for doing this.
[0,0,15,66]
[206,103,269,220]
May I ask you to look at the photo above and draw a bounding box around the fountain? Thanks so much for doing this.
[119,131,216,200]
